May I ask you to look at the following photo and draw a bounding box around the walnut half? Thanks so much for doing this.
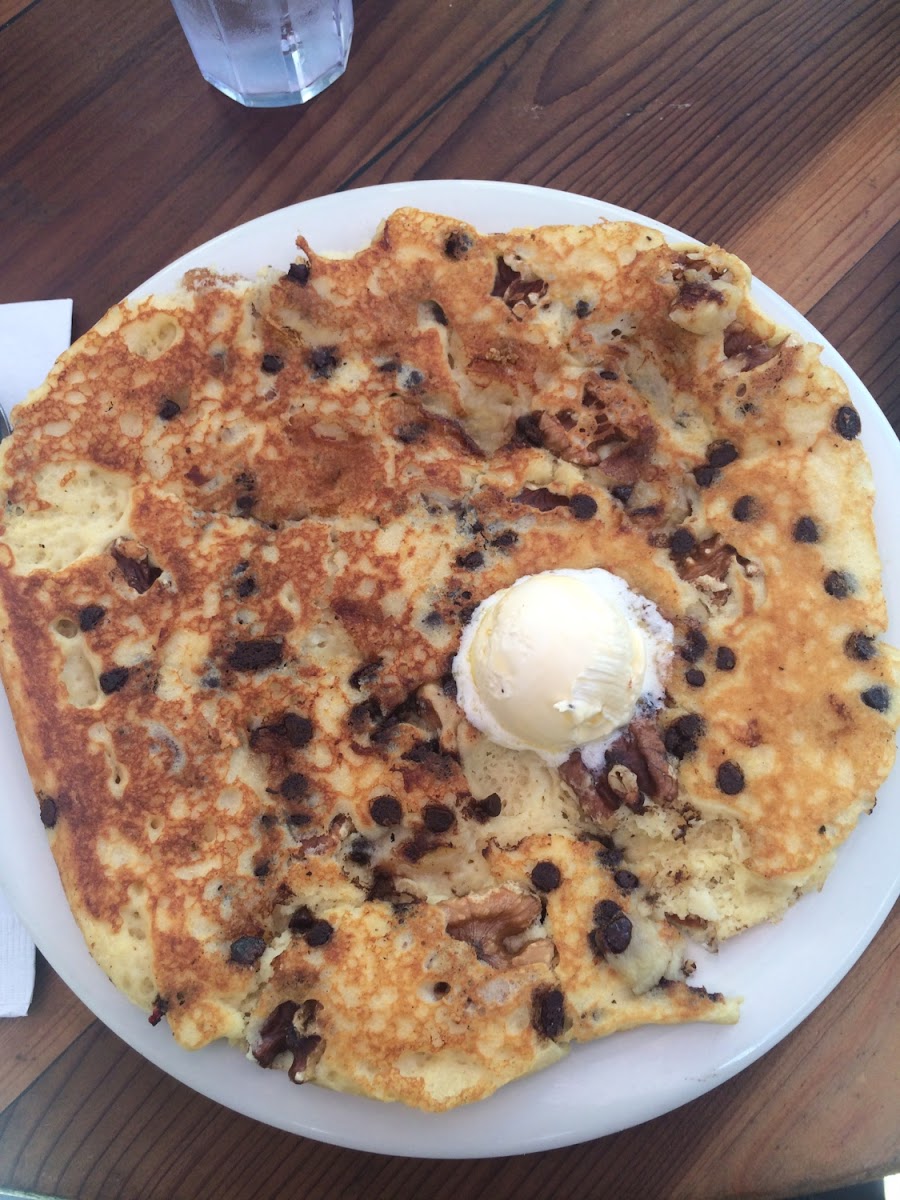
[441,888,553,968]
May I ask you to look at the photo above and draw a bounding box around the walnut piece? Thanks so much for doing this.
[441,888,551,968]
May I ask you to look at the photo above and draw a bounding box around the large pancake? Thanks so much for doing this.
[0,209,894,1110]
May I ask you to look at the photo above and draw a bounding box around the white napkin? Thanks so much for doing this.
[0,297,73,1016]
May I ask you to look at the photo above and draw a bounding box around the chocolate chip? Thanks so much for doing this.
[574,300,592,318]
[455,550,484,570]
[861,686,891,713]
[706,440,739,468]
[235,575,257,598]
[279,773,308,801]
[664,713,706,759]
[514,411,545,447]
[370,794,402,826]
[427,301,448,326]
[433,981,451,997]
[349,697,382,731]
[792,517,819,543]
[614,869,639,892]
[732,495,756,522]
[716,761,745,795]
[532,987,565,1038]
[669,527,696,556]
[680,629,708,663]
[833,405,861,440]
[603,914,633,953]
[471,792,502,822]
[423,610,444,628]
[596,846,623,869]
[593,899,622,926]
[530,861,562,892]
[598,369,619,381]
[261,354,284,374]
[78,604,105,632]
[405,369,425,389]
[39,794,58,828]
[715,646,736,671]
[610,484,634,504]
[286,261,310,284]
[308,346,339,379]
[444,230,473,259]
[824,570,854,599]
[693,464,718,488]
[685,668,706,687]
[423,803,455,833]
[347,836,373,865]
[288,906,315,934]
[845,632,877,661]
[349,658,383,690]
[303,920,334,947]
[491,529,518,548]
[396,422,427,444]
[570,494,598,520]
[111,544,162,594]
[227,639,284,671]
[230,935,266,965]
[235,495,255,512]
[253,860,270,878]
[287,812,311,827]
[158,397,181,420]
[99,667,129,694]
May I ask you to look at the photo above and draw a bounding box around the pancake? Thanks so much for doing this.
[0,209,895,1110]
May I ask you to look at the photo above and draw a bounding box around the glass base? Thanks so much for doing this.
[202,58,348,107]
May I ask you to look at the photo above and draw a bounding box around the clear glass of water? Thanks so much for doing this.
[170,0,354,108]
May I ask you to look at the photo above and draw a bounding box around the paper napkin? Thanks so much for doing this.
[0,297,73,1016]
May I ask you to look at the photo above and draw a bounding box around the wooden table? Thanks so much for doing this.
[1,0,898,1195]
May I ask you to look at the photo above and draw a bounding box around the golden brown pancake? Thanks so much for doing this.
[0,209,895,1110]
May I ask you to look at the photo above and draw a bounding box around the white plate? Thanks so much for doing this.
[1,181,898,1158]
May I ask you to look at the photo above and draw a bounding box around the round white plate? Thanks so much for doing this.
[2,181,898,1158]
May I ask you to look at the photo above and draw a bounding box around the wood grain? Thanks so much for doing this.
[0,0,898,1195]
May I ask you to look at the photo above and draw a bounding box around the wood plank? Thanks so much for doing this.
[808,224,900,431]
[0,954,94,1113]
[727,80,900,313]
[0,906,896,1199]
[0,0,37,29]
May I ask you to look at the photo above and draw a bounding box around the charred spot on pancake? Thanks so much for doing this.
[261,354,284,374]
[229,935,266,965]
[286,261,310,285]
[395,422,427,444]
[614,869,640,892]
[158,397,181,420]
[99,666,129,695]
[845,632,877,661]
[424,806,458,835]
[444,230,473,259]
[824,570,854,599]
[716,761,745,795]
[833,405,861,440]
[308,346,339,379]
[78,604,105,632]
[349,658,383,690]
[369,794,403,826]
[793,517,820,543]
[861,686,891,713]
[111,540,162,594]
[732,495,757,522]
[531,987,565,1039]
[715,646,737,671]
[570,494,598,520]
[664,713,706,758]
[530,861,561,892]
[227,638,284,672]
[38,793,58,828]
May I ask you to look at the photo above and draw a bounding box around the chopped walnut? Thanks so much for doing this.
[560,717,676,819]
[441,888,551,968]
